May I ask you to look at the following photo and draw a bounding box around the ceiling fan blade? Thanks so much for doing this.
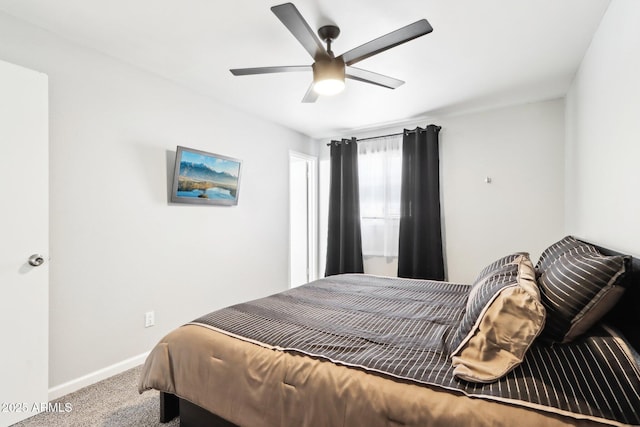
[346,67,404,89]
[271,3,326,59]
[230,65,311,76]
[301,83,319,103]
[340,19,433,66]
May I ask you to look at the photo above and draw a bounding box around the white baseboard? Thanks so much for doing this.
[48,351,150,401]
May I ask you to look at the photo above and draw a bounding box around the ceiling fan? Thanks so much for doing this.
[230,2,433,103]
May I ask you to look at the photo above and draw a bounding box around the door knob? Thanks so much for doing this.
[28,254,45,267]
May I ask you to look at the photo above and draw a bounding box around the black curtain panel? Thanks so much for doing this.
[397,125,445,280]
[325,138,364,277]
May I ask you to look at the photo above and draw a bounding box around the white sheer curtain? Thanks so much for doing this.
[358,135,402,258]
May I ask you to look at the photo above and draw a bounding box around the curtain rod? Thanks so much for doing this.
[326,125,441,146]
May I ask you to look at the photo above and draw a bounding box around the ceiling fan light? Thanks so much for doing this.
[312,56,346,96]
[314,78,345,95]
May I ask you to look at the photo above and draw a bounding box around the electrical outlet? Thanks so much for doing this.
[145,311,155,328]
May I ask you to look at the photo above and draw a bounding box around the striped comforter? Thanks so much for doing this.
[192,274,640,426]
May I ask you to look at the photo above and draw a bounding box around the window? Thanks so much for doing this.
[358,135,402,258]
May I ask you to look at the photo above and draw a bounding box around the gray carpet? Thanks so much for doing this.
[12,365,179,427]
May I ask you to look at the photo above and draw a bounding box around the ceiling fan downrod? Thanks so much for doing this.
[318,25,340,58]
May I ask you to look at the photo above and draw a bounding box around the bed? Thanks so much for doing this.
[139,237,640,426]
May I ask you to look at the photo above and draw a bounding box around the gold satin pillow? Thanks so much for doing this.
[451,254,545,383]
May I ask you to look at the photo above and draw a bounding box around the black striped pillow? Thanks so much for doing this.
[472,252,526,286]
[449,253,545,382]
[535,235,595,273]
[449,253,523,350]
[537,239,629,343]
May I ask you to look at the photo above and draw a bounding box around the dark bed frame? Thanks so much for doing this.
[158,239,640,427]
[160,392,235,426]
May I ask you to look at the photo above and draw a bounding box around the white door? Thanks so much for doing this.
[289,152,317,288]
[0,59,49,426]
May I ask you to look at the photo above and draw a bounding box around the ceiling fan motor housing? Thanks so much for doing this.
[313,55,345,81]
[312,54,346,95]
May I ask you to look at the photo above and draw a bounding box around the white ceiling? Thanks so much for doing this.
[0,0,610,139]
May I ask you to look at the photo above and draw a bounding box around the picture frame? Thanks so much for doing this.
[170,146,242,206]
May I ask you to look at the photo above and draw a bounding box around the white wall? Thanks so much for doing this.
[440,100,565,282]
[565,0,640,256]
[319,99,565,283]
[0,12,315,390]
